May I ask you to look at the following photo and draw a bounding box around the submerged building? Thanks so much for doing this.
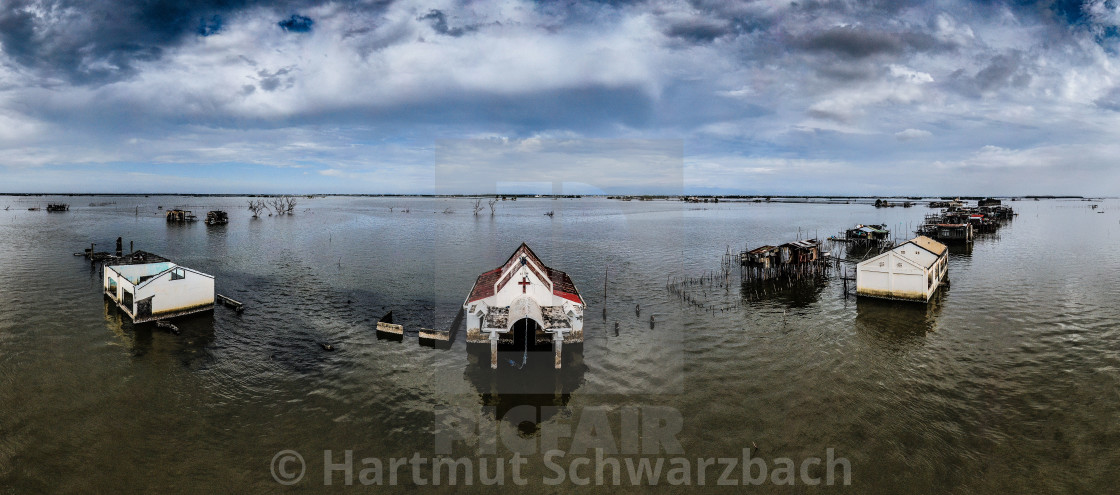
[103,252,215,323]
[856,236,948,303]
[463,243,584,369]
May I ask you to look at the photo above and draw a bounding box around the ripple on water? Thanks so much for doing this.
[3,197,1120,492]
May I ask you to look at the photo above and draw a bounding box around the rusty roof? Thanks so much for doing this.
[466,268,501,303]
[547,267,583,304]
[783,239,820,249]
[907,236,947,256]
[466,243,583,304]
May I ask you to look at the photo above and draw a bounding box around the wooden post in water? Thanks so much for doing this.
[489,332,499,370]
[602,264,609,319]
[553,332,563,369]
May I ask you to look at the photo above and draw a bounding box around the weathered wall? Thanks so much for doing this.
[135,268,214,316]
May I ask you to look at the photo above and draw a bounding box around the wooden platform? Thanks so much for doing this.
[376,321,404,335]
[418,328,449,341]
[216,293,244,312]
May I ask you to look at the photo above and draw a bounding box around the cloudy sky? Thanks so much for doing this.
[1,0,1119,195]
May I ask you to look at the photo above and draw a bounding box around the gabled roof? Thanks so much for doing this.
[500,242,545,273]
[465,243,583,305]
[906,236,947,256]
[467,268,501,302]
[857,249,925,271]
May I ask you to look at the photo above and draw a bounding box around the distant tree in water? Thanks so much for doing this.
[269,196,297,215]
[247,199,266,218]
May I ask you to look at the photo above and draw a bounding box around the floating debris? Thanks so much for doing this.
[216,294,244,312]
[156,320,180,334]
[418,328,449,342]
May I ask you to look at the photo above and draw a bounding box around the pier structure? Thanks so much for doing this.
[917,202,1015,243]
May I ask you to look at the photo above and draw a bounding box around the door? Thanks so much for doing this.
[137,296,153,320]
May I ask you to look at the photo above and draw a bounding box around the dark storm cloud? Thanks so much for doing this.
[0,0,359,85]
[814,62,879,82]
[197,15,223,36]
[418,9,480,37]
[278,14,313,33]
[3,0,1120,195]
[664,17,733,42]
[257,67,295,92]
[1094,86,1120,111]
[795,26,955,59]
[974,52,1031,90]
[946,51,1033,97]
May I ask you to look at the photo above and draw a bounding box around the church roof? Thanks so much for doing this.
[465,243,583,304]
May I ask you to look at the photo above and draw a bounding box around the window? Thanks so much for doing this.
[171,268,186,280]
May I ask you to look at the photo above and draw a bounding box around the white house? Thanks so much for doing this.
[103,252,215,323]
[856,236,948,303]
[463,243,584,369]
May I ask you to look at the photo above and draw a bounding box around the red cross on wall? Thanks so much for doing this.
[518,276,531,293]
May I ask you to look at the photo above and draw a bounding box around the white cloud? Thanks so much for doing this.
[895,128,932,140]
[1,0,1119,194]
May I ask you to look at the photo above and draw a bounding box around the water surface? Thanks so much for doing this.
[1,196,1118,493]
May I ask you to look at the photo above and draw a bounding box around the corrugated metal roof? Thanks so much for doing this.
[784,239,820,249]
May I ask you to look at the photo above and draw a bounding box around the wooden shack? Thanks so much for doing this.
[166,210,197,222]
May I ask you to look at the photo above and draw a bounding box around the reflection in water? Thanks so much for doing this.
[740,277,828,308]
[102,300,216,367]
[5,196,1118,492]
[463,343,587,435]
[948,242,974,257]
[854,291,945,349]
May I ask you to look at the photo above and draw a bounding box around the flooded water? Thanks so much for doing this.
[1,195,1119,493]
